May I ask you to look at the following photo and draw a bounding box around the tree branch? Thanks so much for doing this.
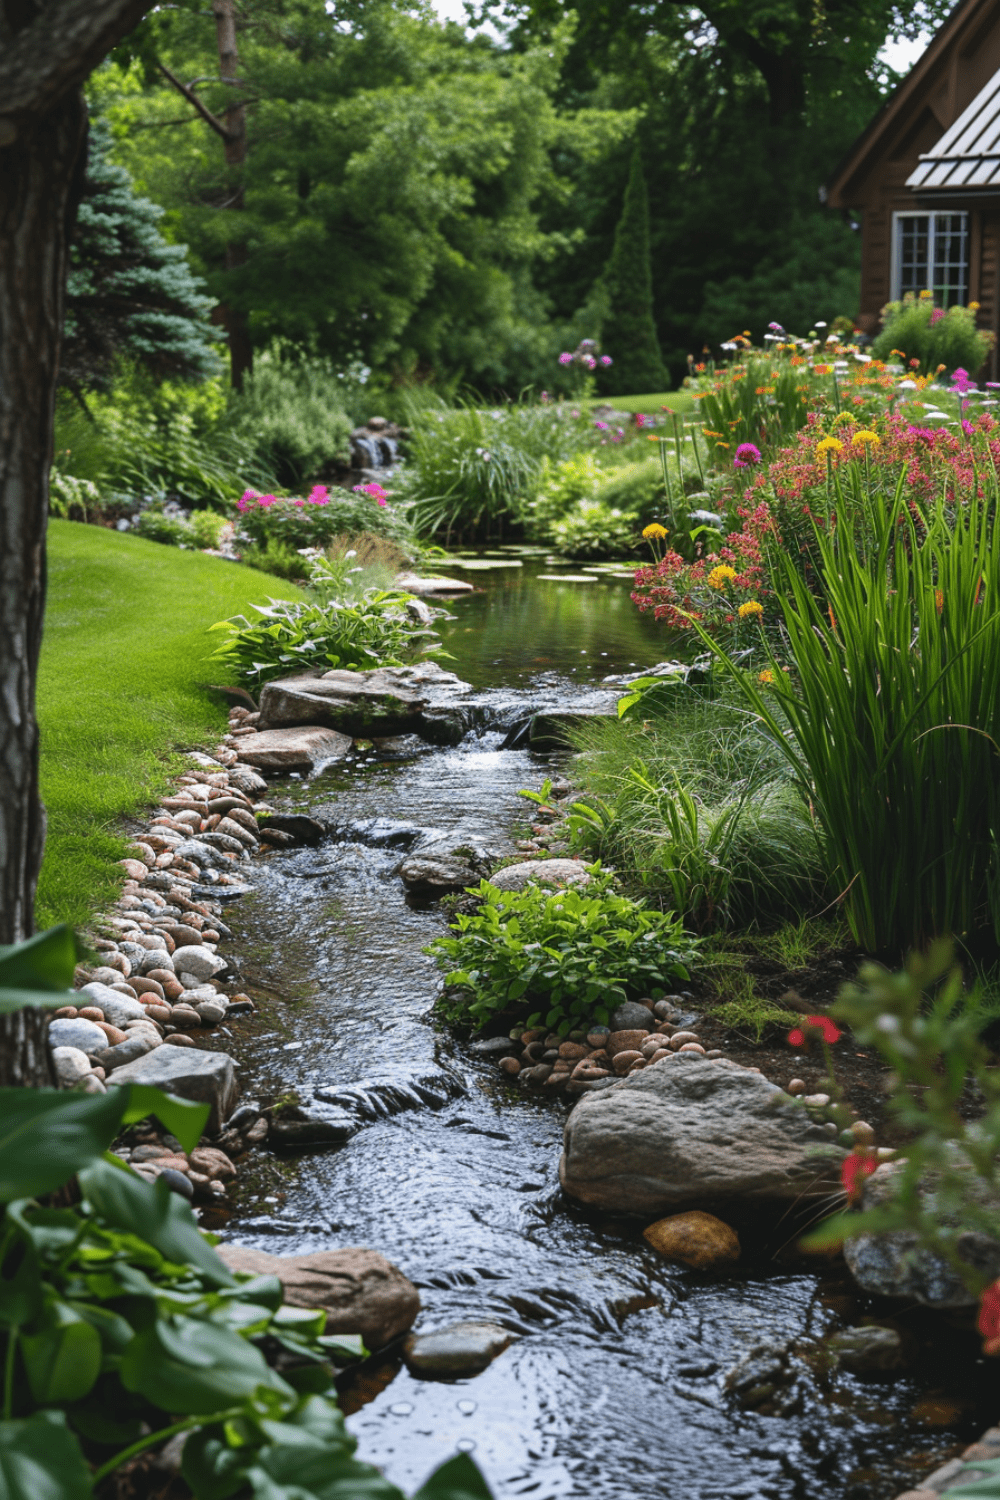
[0,0,152,122]
[156,60,234,142]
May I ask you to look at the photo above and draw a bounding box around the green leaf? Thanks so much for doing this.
[121,1313,294,1414]
[120,1086,209,1154]
[181,1424,249,1500]
[21,1300,102,1403]
[78,1158,234,1288]
[0,1412,91,1500]
[0,928,78,994]
[413,1452,494,1500]
[0,1089,127,1202]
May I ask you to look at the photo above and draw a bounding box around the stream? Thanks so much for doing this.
[215,556,1000,1500]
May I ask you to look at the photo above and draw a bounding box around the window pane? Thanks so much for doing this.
[899,215,930,297]
[932,212,968,307]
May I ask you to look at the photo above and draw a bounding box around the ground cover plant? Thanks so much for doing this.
[35,523,309,931]
[0,930,490,1500]
[427,872,699,1034]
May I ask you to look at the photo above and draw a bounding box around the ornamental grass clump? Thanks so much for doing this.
[691,472,1000,953]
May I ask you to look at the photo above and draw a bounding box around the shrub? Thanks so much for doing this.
[427,872,699,1034]
[597,146,668,395]
[695,477,1000,951]
[49,470,101,521]
[209,593,440,686]
[188,508,227,548]
[871,292,994,376]
[548,501,640,559]
[222,351,353,488]
[236,485,416,554]
[134,510,191,546]
[240,536,311,581]
[523,453,604,538]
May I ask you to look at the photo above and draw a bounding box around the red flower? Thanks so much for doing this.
[842,1151,877,1204]
[807,1014,841,1044]
[787,1027,806,1048]
[979,1280,1000,1355]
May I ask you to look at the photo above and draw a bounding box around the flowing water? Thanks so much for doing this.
[216,560,1000,1500]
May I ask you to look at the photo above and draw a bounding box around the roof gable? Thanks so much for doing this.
[907,65,1000,189]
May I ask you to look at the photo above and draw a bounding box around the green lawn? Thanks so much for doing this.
[597,391,695,417]
[36,521,307,930]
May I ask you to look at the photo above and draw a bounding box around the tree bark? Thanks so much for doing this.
[0,0,152,1086]
[214,0,252,391]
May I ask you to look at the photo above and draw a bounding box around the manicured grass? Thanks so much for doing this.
[36,521,308,930]
[597,391,695,417]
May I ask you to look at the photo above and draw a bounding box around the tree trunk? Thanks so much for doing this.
[0,92,88,1086]
[213,0,252,391]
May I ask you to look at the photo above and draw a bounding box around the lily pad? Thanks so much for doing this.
[535,574,598,583]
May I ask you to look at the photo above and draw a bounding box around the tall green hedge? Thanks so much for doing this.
[598,147,668,395]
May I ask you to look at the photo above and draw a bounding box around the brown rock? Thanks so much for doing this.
[607,1030,648,1058]
[53,1006,78,1019]
[668,1031,701,1051]
[235,726,353,772]
[558,1041,590,1060]
[571,1060,610,1081]
[612,1050,643,1076]
[95,1022,128,1046]
[163,1033,197,1048]
[131,977,166,1001]
[644,1211,741,1269]
[648,1049,671,1064]
[214,1246,420,1349]
[189,1146,236,1181]
[170,1007,203,1031]
[162,924,203,948]
[499,1056,521,1075]
[678,1042,706,1055]
[144,1004,173,1024]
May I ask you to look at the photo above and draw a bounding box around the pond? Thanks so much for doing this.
[216,561,1000,1500]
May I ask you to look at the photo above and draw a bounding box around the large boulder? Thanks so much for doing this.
[398,854,479,895]
[559,1054,845,1214]
[844,1156,1000,1309]
[489,859,591,893]
[215,1246,419,1349]
[257,663,473,742]
[106,1046,237,1133]
[234,726,353,772]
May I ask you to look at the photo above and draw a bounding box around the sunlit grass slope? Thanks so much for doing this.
[36,521,307,929]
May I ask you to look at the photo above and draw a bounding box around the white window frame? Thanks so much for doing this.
[891,210,970,305]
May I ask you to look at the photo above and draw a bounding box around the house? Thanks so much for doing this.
[825,0,1000,370]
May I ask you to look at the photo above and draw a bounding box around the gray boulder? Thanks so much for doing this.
[827,1326,905,1374]
[404,1321,513,1378]
[258,662,472,742]
[215,1245,419,1349]
[489,859,591,893]
[106,1046,237,1133]
[172,944,226,982]
[609,1001,655,1033]
[559,1054,845,1214]
[97,1032,161,1072]
[78,982,147,1025]
[233,726,353,772]
[844,1157,1000,1309]
[52,1045,96,1087]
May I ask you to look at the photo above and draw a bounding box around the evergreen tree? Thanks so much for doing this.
[62,119,217,395]
[597,147,667,395]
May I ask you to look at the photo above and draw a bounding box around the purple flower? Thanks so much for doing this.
[583,355,596,369]
[768,321,784,332]
[594,420,609,430]
[733,442,762,469]
[600,355,612,367]
[558,352,573,366]
[962,418,975,435]
[930,307,945,325]
[952,367,977,393]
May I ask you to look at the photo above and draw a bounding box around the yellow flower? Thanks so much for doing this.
[758,669,775,685]
[702,429,724,438]
[970,301,981,312]
[642,523,669,539]
[816,436,844,457]
[919,288,933,299]
[738,600,764,619]
[707,565,738,590]
[851,429,881,449]
[832,411,858,428]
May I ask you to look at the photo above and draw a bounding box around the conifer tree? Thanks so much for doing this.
[597,146,667,395]
[62,118,217,394]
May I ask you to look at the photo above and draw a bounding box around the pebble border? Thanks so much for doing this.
[895,1424,1000,1497]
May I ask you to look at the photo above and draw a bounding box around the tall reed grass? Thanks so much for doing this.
[696,467,1000,952]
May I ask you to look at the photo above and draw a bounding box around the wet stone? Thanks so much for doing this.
[404,1321,513,1378]
[609,1001,655,1033]
[828,1325,905,1374]
[468,1036,517,1058]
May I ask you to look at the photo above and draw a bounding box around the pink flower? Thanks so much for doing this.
[734,442,762,469]
[930,307,945,325]
[600,355,613,367]
[292,499,304,507]
[308,485,329,506]
[962,419,975,436]
[635,413,647,428]
[594,420,609,430]
[583,355,596,370]
[952,367,977,394]
[353,482,388,507]
[558,352,573,366]
[238,488,258,513]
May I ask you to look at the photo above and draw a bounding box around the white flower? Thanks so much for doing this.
[897,379,917,389]
[826,333,839,343]
[345,549,357,558]
[853,352,872,362]
[815,321,827,328]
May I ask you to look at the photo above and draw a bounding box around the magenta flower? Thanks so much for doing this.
[952,367,977,394]
[733,442,762,468]
[558,352,573,366]
[594,420,608,430]
[930,307,945,325]
[962,419,975,435]
[600,355,612,367]
[583,355,596,370]
[635,413,647,428]
[353,482,388,507]
[308,485,329,506]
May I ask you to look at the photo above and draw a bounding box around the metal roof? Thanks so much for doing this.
[907,67,1000,190]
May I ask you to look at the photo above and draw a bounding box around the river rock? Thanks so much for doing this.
[255,814,326,846]
[403,1321,512,1378]
[828,1326,905,1374]
[228,765,269,796]
[488,859,591,893]
[609,1001,655,1033]
[398,854,478,894]
[396,572,474,596]
[844,1156,1000,1308]
[215,1245,419,1348]
[559,1055,845,1214]
[235,726,353,772]
[52,1045,96,1087]
[267,1112,358,1146]
[96,1032,162,1071]
[49,1016,108,1052]
[171,944,226,982]
[643,1211,741,1269]
[258,662,472,741]
[78,982,148,1026]
[105,1047,237,1133]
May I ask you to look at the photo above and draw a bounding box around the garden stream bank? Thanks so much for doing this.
[204,566,1000,1500]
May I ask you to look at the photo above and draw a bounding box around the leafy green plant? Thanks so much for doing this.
[241,536,312,582]
[48,472,101,522]
[548,501,639,559]
[134,511,191,546]
[188,508,227,548]
[209,593,440,686]
[523,453,603,538]
[871,293,994,376]
[0,930,490,1500]
[221,351,353,489]
[427,872,699,1034]
[690,473,1000,951]
[237,490,416,554]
